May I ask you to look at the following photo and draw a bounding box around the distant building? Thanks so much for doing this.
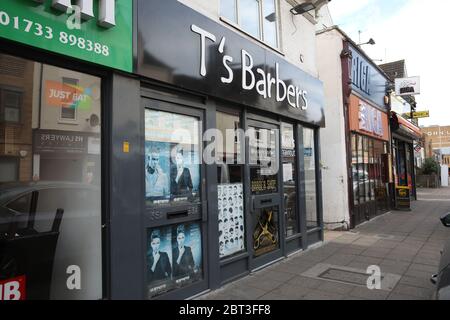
[421,125,450,159]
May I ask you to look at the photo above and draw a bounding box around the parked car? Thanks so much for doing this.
[0,181,101,300]
[431,212,450,300]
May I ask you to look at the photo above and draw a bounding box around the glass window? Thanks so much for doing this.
[363,137,370,201]
[369,139,375,201]
[144,110,201,206]
[249,126,278,195]
[263,0,277,47]
[216,111,245,259]
[0,89,22,123]
[357,134,365,204]
[0,54,102,300]
[220,0,279,48]
[281,123,297,237]
[240,0,261,38]
[303,127,318,229]
[351,134,359,206]
[220,0,237,22]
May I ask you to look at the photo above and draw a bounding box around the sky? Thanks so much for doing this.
[328,0,449,127]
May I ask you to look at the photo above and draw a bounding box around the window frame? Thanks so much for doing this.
[59,77,79,123]
[0,86,23,124]
[219,0,280,50]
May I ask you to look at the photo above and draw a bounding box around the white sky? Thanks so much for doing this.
[328,0,450,127]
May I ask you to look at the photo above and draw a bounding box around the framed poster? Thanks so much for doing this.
[147,222,203,298]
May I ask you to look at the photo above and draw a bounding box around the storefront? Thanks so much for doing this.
[343,43,392,228]
[390,112,422,205]
[0,0,325,300]
[348,95,390,227]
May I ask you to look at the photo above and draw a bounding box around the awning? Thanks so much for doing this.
[390,112,422,140]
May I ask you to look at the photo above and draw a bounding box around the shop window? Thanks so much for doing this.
[0,54,102,300]
[303,127,319,229]
[357,134,366,204]
[220,0,279,48]
[281,123,298,237]
[0,88,22,123]
[216,111,246,259]
[351,134,359,206]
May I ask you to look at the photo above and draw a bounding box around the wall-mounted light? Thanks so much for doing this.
[357,38,376,47]
[290,0,331,15]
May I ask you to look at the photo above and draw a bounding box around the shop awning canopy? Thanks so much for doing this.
[391,112,422,140]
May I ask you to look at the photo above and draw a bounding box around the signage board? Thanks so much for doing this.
[0,0,132,72]
[395,77,420,96]
[348,45,389,109]
[0,276,26,301]
[402,111,429,119]
[136,0,325,127]
[395,186,411,211]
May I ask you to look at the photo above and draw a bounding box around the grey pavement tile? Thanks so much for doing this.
[412,257,440,267]
[371,240,401,249]
[348,287,390,300]
[337,245,367,255]
[399,276,435,290]
[408,263,439,274]
[403,269,434,281]
[346,261,373,271]
[275,262,317,276]
[378,259,410,275]
[352,256,383,266]
[391,284,433,300]
[269,284,311,299]
[317,281,356,295]
[288,276,324,289]
[302,290,345,300]
[257,270,297,283]
[258,292,296,300]
[244,277,284,292]
[360,247,393,259]
[225,286,267,300]
[321,253,358,266]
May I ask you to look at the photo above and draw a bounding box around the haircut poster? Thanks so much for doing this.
[147,222,202,298]
[145,109,201,205]
[145,141,200,204]
[218,183,245,258]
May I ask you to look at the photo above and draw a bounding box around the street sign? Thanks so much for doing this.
[395,77,420,96]
[402,111,430,119]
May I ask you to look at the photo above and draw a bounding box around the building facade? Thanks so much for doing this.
[0,0,328,300]
[316,26,391,229]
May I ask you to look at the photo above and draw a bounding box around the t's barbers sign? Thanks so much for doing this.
[0,0,132,72]
[137,0,325,127]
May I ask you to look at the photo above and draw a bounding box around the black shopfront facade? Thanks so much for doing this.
[0,0,325,300]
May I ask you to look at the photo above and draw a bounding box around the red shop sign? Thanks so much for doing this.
[0,276,26,300]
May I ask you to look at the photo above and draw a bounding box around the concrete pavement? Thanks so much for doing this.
[198,187,450,300]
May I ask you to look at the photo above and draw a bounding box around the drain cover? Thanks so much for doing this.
[318,268,383,286]
[301,263,401,291]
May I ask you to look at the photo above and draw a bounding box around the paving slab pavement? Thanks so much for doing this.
[198,187,450,300]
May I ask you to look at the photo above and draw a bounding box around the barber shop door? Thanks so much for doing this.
[246,119,283,270]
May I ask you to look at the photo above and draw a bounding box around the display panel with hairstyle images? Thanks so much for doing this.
[147,222,203,298]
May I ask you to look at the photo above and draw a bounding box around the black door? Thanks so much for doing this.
[141,97,208,299]
[246,119,283,270]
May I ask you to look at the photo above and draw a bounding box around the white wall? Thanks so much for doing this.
[179,0,319,77]
[316,29,350,230]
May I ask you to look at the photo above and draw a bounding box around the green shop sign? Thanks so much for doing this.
[0,0,132,72]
